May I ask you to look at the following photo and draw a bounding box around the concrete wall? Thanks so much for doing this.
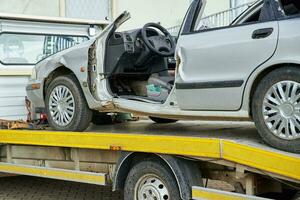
[0,0,60,16]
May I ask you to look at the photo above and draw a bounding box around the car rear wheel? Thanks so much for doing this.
[149,117,178,124]
[124,158,180,200]
[252,67,300,153]
[45,75,92,131]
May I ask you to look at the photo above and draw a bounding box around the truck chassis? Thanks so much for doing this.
[0,121,299,200]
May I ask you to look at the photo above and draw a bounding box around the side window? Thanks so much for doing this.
[241,8,262,24]
[194,1,256,31]
[0,33,88,65]
[280,0,300,16]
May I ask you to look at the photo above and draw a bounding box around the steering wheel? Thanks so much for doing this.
[141,23,175,57]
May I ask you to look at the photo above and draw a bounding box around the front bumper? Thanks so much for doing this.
[26,81,45,110]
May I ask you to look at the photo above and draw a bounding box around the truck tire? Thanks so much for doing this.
[252,67,300,153]
[124,158,180,200]
[45,75,92,131]
[292,191,300,200]
[149,117,178,124]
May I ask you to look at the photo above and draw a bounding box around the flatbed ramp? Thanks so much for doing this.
[0,121,299,199]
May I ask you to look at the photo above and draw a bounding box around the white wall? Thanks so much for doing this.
[112,0,192,30]
[232,0,254,7]
[204,0,230,16]
[0,76,29,120]
[0,0,237,26]
[0,0,60,16]
[0,0,109,19]
[66,0,109,20]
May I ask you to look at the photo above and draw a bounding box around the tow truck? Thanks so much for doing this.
[0,120,299,200]
[0,1,299,198]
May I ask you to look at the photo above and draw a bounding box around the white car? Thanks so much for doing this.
[27,0,300,153]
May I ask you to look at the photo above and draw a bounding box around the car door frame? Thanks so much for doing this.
[174,0,282,112]
[180,0,283,35]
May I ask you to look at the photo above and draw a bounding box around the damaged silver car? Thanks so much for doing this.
[27,0,300,153]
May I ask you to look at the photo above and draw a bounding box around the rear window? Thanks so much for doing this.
[0,33,88,65]
[281,0,300,16]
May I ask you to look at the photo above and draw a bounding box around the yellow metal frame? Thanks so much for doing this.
[0,130,299,181]
[0,162,106,185]
[192,187,270,200]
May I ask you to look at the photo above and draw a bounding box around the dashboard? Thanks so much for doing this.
[105,29,175,76]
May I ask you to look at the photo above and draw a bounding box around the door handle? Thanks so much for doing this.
[252,28,274,39]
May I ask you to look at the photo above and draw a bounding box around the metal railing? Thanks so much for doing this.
[168,1,257,36]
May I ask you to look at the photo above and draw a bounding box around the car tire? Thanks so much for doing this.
[124,158,180,200]
[149,117,178,124]
[45,75,92,131]
[92,112,113,125]
[252,67,300,153]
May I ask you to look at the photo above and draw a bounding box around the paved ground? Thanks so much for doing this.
[0,175,236,200]
[0,176,123,200]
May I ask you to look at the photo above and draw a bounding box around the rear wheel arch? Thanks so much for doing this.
[251,66,300,153]
[113,152,203,200]
[248,63,300,117]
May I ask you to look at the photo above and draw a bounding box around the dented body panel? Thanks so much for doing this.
[27,1,300,122]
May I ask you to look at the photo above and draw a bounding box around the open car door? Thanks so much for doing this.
[175,0,279,111]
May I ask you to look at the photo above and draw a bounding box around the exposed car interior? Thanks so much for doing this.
[281,0,300,16]
[104,0,298,104]
[105,23,176,103]
[105,3,266,104]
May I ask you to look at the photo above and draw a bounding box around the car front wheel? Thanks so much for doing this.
[252,67,300,153]
[45,75,92,131]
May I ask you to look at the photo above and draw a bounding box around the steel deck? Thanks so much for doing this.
[0,120,299,182]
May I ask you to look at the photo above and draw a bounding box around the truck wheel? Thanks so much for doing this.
[149,117,178,124]
[252,67,300,153]
[45,75,92,131]
[292,191,300,200]
[124,158,180,200]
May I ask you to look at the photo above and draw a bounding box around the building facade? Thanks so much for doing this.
[0,0,255,30]
[0,0,110,20]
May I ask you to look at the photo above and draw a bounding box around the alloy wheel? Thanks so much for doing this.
[49,85,75,127]
[262,81,300,140]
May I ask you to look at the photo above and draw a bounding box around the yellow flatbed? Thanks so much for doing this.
[0,120,299,199]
